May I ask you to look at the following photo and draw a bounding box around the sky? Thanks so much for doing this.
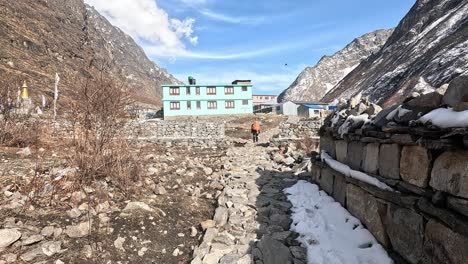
[84,0,415,95]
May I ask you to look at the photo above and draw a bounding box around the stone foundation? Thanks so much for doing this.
[311,133,468,264]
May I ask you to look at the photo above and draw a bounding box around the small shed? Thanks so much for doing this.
[297,104,326,118]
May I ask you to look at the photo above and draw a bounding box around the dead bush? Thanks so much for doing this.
[65,71,141,191]
[295,135,319,155]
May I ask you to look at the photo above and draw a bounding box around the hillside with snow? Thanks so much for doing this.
[278,29,392,103]
[322,0,468,107]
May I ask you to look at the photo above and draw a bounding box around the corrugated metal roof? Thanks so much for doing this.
[302,104,326,109]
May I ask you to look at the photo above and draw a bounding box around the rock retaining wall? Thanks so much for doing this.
[277,119,321,139]
[312,132,468,264]
[153,121,224,139]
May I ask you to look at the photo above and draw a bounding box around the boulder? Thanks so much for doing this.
[443,74,468,107]
[430,150,468,199]
[403,92,442,114]
[346,184,389,247]
[320,136,336,158]
[332,172,347,206]
[385,204,424,264]
[257,235,293,264]
[400,146,432,188]
[0,229,21,248]
[447,196,468,218]
[423,220,468,264]
[347,141,364,171]
[373,104,400,127]
[378,144,401,179]
[335,140,348,163]
[319,167,335,195]
[362,143,380,175]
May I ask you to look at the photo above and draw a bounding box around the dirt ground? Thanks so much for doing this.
[0,139,227,264]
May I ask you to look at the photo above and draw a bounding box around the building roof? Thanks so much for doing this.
[161,84,253,87]
[232,80,252,85]
[292,101,328,105]
[253,94,278,97]
[301,104,327,109]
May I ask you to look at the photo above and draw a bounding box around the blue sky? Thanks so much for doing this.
[85,0,415,95]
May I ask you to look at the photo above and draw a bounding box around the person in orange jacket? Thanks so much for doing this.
[251,120,261,143]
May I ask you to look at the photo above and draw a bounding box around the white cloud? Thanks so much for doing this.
[84,0,198,56]
[199,9,266,25]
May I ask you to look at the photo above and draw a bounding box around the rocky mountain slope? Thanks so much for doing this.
[278,29,393,103]
[0,0,180,105]
[323,0,468,107]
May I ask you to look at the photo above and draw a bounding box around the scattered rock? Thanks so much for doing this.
[65,221,90,238]
[0,229,21,248]
[257,235,293,264]
[123,201,154,212]
[22,235,44,246]
[200,220,216,230]
[114,236,126,251]
[41,241,62,256]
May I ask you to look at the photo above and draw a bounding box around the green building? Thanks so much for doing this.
[162,80,253,118]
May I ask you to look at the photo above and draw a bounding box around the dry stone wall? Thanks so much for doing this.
[277,119,321,139]
[312,130,468,264]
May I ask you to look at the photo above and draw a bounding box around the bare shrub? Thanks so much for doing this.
[65,71,141,191]
[295,135,319,155]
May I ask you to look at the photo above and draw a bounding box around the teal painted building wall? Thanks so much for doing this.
[162,84,253,118]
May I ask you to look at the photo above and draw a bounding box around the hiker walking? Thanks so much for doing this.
[251,120,261,143]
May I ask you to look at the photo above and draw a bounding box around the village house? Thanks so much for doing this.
[162,80,253,119]
[277,101,332,117]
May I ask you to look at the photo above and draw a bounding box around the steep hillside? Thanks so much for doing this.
[278,29,392,103]
[323,0,468,107]
[0,0,181,105]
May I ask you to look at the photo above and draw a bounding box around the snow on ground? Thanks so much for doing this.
[285,181,393,264]
[419,108,468,128]
[321,151,394,191]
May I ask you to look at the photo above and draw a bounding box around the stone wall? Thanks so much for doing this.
[277,118,321,139]
[153,121,224,139]
[312,132,468,264]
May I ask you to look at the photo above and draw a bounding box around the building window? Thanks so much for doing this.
[169,87,180,95]
[242,100,249,105]
[186,87,191,95]
[207,87,216,95]
[187,101,192,110]
[242,86,248,92]
[196,101,201,109]
[225,101,235,109]
[314,110,320,114]
[196,87,200,95]
[224,87,234,95]
[208,101,217,109]
[170,102,180,110]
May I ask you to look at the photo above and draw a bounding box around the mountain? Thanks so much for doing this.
[322,0,468,107]
[0,0,181,105]
[278,29,393,103]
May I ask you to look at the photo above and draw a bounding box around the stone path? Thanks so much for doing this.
[191,136,308,264]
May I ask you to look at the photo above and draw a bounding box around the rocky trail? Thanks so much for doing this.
[192,133,309,264]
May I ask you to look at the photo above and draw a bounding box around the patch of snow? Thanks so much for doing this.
[325,83,335,92]
[321,151,394,191]
[413,77,435,94]
[338,114,370,137]
[285,180,393,264]
[331,110,347,128]
[419,108,468,128]
[342,63,360,76]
